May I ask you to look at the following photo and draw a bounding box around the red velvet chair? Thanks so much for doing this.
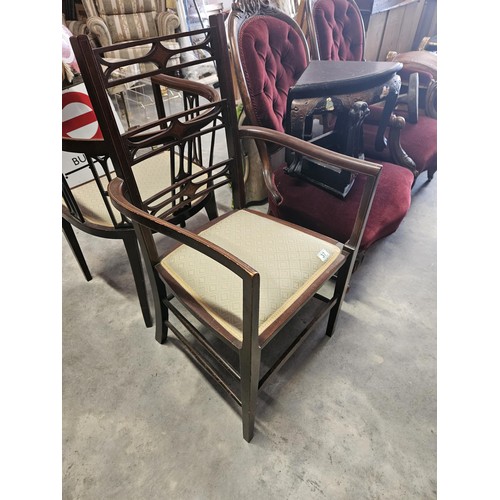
[305,0,437,182]
[227,0,414,259]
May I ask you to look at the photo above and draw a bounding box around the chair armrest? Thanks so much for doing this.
[364,108,417,176]
[157,12,180,37]
[152,74,219,103]
[108,177,258,282]
[239,125,382,250]
[404,72,419,124]
[238,124,381,205]
[86,16,113,47]
[239,125,380,177]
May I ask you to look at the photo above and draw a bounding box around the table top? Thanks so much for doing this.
[289,60,403,98]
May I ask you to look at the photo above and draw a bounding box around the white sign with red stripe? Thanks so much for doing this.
[62,82,124,186]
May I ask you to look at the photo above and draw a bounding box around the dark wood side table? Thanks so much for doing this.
[284,60,402,198]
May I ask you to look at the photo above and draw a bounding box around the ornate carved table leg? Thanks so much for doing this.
[374,74,401,152]
[332,101,370,159]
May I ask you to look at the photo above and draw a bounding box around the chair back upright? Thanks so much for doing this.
[70,22,245,228]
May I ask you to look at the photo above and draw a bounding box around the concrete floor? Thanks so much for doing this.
[62,157,436,499]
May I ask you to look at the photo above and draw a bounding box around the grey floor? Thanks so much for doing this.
[62,148,437,499]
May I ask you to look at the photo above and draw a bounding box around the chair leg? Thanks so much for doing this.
[62,219,92,281]
[240,343,261,442]
[204,192,219,220]
[132,224,169,342]
[122,234,153,328]
[153,274,169,344]
[325,259,352,337]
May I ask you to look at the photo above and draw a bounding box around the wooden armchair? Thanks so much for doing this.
[62,137,152,327]
[70,14,382,442]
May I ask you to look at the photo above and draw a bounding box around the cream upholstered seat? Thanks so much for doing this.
[66,152,206,227]
[71,15,382,442]
[160,209,343,344]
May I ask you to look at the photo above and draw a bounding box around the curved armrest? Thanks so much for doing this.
[239,125,382,250]
[86,16,113,47]
[425,79,437,119]
[385,114,417,176]
[108,177,258,282]
[151,74,219,103]
[404,72,419,124]
[239,125,380,178]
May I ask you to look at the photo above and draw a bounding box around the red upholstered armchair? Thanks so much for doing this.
[227,0,414,259]
[305,0,437,182]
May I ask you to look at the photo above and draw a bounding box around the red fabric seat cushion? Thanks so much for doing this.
[313,0,364,62]
[364,106,437,178]
[238,16,308,132]
[270,160,413,250]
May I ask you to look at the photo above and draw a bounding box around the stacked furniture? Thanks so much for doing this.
[305,0,437,182]
[227,0,414,262]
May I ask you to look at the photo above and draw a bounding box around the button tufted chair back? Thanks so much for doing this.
[227,0,414,259]
[237,15,308,132]
[228,0,310,134]
[307,0,365,61]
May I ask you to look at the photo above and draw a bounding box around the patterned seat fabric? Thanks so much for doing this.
[159,209,343,344]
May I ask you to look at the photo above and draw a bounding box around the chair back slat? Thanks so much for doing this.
[70,17,246,224]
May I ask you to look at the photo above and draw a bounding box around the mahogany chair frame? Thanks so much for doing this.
[70,14,382,442]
